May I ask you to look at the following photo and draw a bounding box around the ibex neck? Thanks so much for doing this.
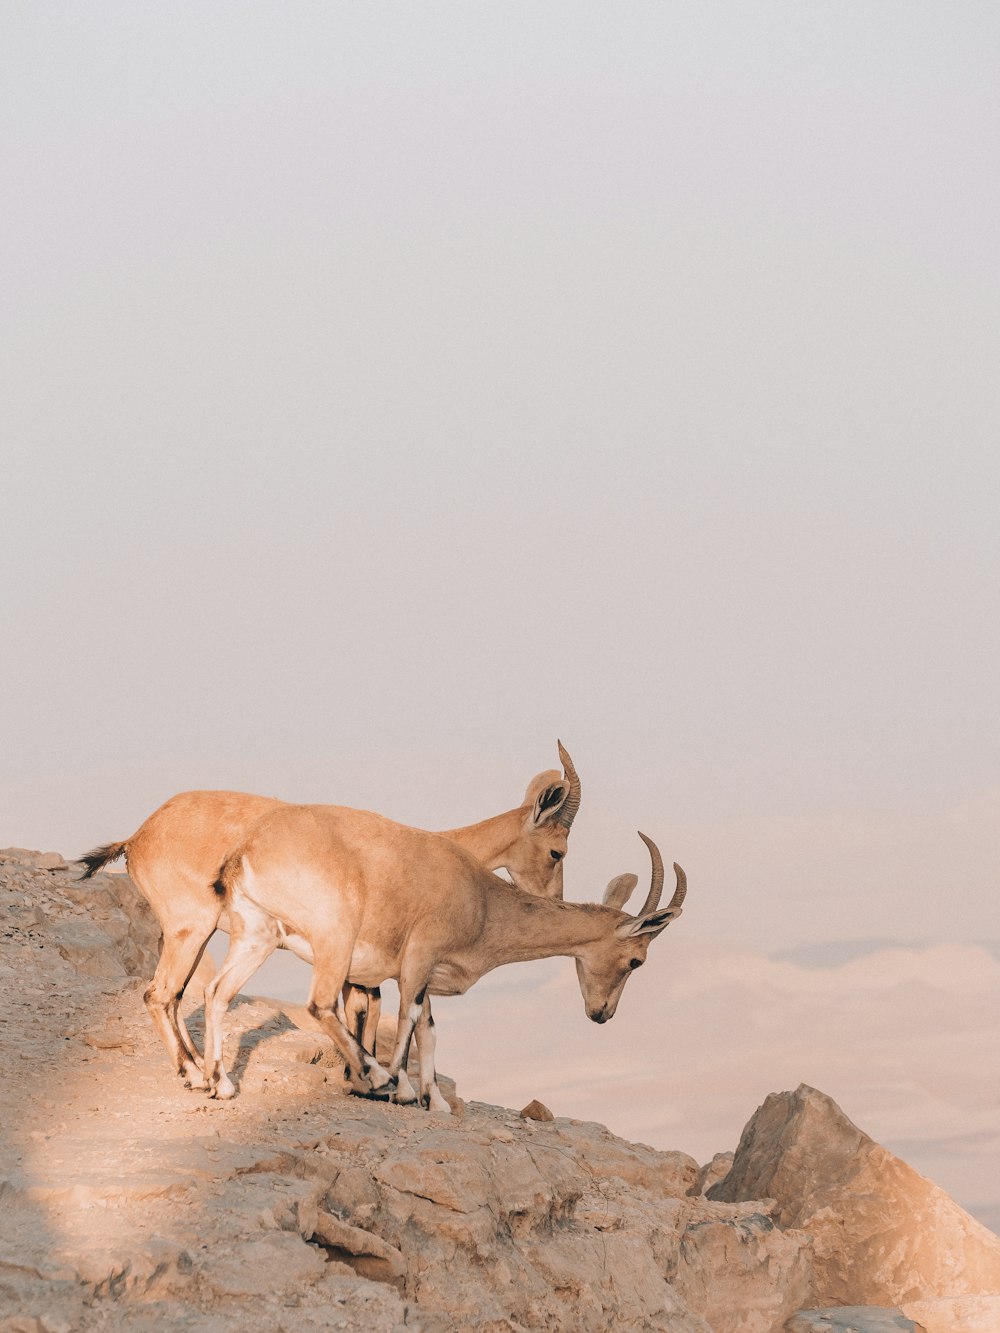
[476,883,611,970]
[439,807,525,870]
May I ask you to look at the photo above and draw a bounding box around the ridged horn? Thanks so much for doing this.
[556,740,581,830]
[635,831,665,917]
[666,862,687,915]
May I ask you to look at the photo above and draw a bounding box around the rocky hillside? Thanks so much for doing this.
[2,848,999,1332]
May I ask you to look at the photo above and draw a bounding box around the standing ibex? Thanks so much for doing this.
[78,744,582,1089]
[203,807,686,1110]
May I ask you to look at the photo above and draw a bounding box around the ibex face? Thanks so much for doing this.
[574,920,667,1022]
[576,842,687,1024]
[503,821,569,898]
[504,740,581,899]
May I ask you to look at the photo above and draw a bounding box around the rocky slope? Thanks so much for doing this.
[1,848,998,1332]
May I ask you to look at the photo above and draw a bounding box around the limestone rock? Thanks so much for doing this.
[67,1236,194,1298]
[311,1208,407,1285]
[899,1293,1000,1333]
[59,873,162,980]
[693,1151,735,1196]
[0,848,65,870]
[205,1232,329,1298]
[35,852,67,871]
[673,1209,813,1333]
[709,1084,1000,1307]
[787,1309,924,1332]
[82,1017,134,1051]
[520,1099,554,1121]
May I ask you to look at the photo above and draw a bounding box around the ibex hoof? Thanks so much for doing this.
[389,1070,416,1104]
[422,1087,452,1115]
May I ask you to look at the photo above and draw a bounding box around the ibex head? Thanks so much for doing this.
[503,740,582,899]
[575,832,687,1023]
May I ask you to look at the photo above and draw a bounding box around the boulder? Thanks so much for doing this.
[673,1209,813,1333]
[521,1099,555,1122]
[692,1151,735,1196]
[0,848,65,870]
[310,1208,407,1286]
[709,1084,1000,1307]
[787,1309,924,1332]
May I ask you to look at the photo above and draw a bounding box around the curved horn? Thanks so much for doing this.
[635,831,665,917]
[666,862,687,915]
[556,740,582,830]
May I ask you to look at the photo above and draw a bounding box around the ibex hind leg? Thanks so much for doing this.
[361,985,382,1060]
[144,918,217,1089]
[341,983,374,1053]
[202,913,279,1100]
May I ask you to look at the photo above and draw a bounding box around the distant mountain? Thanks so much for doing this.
[773,937,1000,968]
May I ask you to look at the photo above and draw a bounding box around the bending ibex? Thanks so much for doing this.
[78,745,581,1088]
[204,807,686,1110]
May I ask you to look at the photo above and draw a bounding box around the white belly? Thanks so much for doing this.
[347,940,398,988]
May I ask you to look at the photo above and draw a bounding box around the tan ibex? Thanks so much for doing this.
[203,808,686,1110]
[78,745,582,1089]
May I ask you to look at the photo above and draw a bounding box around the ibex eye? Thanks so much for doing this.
[550,850,563,862]
[629,957,643,969]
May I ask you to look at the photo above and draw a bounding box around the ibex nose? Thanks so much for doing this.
[589,1008,609,1024]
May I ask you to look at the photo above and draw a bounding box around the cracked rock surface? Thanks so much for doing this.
[2,847,997,1332]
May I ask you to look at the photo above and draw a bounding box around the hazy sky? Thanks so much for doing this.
[3,3,998,954]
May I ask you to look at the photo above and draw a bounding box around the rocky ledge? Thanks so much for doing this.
[1,847,998,1332]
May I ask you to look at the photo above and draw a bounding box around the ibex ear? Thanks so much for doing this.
[615,906,682,940]
[603,873,638,911]
[523,769,570,828]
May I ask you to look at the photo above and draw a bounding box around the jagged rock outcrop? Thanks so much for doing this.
[709,1084,1000,1310]
[2,848,997,1332]
[672,1201,813,1332]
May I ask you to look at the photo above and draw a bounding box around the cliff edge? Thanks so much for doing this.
[1,848,997,1332]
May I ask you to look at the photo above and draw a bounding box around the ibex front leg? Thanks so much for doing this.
[380,976,431,1106]
[307,950,395,1098]
[384,991,447,1110]
[413,996,451,1113]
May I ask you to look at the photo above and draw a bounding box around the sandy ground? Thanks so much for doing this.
[0,854,425,1329]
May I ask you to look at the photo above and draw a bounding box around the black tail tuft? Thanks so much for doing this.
[77,841,127,880]
[213,853,239,897]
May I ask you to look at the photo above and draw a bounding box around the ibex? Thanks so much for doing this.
[203,806,686,1110]
[78,744,582,1089]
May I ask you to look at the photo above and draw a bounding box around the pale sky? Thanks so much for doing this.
[4,3,999,963]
